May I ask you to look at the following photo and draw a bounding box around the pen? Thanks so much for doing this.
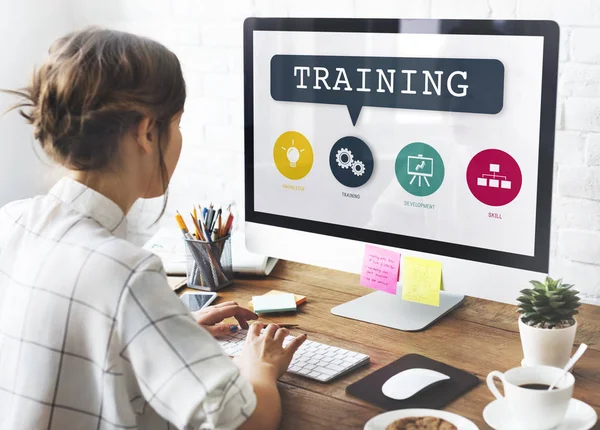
[215,209,222,236]
[206,208,215,233]
[251,322,299,329]
[275,324,299,329]
[199,213,212,242]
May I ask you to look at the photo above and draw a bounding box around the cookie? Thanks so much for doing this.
[385,416,457,430]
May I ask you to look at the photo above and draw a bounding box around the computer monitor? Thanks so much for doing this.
[243,18,559,331]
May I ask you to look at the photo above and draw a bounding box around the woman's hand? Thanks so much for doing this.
[192,301,258,337]
[233,322,307,382]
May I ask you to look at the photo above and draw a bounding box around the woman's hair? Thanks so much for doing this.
[4,27,186,216]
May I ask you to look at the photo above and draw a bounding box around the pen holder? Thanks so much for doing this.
[184,235,233,291]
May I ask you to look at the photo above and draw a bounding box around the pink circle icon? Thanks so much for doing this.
[466,149,522,206]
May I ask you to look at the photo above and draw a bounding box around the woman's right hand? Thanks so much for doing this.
[233,323,307,382]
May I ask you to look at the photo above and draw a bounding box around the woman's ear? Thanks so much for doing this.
[135,116,156,155]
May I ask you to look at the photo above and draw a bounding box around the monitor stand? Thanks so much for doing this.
[331,289,465,332]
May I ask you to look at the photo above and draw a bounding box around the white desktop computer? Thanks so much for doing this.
[243,18,559,331]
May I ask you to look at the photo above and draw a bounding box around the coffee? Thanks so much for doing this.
[519,383,556,390]
[487,367,574,430]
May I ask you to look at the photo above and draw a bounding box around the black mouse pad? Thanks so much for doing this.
[346,354,479,410]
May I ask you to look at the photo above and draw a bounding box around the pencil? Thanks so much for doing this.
[216,210,222,238]
[175,211,192,239]
[190,212,204,241]
[222,209,231,236]
[225,214,234,235]
[199,213,212,242]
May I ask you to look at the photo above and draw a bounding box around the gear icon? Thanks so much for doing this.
[336,148,354,169]
[351,160,365,176]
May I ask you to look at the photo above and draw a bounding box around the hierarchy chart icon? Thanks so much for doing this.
[396,142,445,197]
[329,136,374,187]
[273,131,314,180]
[466,149,522,206]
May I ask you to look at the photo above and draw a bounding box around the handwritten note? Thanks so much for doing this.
[360,245,400,294]
[402,256,442,307]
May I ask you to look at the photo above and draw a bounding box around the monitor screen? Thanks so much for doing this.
[244,19,558,272]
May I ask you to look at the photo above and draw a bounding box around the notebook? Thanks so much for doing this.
[143,226,278,276]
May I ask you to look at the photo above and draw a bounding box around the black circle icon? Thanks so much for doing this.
[329,136,374,188]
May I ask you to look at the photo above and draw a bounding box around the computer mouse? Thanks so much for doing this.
[382,368,451,400]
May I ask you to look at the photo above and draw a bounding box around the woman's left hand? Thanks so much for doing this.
[193,301,258,337]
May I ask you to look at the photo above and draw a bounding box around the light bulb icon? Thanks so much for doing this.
[283,139,304,168]
[273,131,313,180]
[287,147,300,167]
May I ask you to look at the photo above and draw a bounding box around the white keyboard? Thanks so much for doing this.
[218,329,370,382]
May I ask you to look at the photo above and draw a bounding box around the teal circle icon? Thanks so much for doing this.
[395,142,445,197]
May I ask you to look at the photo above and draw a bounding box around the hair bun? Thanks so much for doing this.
[3,27,186,171]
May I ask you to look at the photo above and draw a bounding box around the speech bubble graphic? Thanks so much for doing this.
[270,55,504,126]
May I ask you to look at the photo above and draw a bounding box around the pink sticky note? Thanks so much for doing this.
[360,244,400,294]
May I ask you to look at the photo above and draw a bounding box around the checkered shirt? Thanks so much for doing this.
[0,177,256,430]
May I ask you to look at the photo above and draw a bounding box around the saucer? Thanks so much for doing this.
[483,398,597,430]
[364,408,478,430]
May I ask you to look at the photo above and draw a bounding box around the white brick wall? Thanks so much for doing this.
[70,0,600,304]
[560,230,600,264]
[564,98,600,131]
[588,133,600,165]
[571,28,600,63]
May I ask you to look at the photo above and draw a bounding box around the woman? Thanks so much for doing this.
[0,27,305,430]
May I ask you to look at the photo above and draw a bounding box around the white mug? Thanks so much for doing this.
[486,365,574,430]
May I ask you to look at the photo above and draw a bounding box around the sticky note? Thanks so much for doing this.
[249,290,306,311]
[402,256,442,307]
[360,244,400,294]
[252,293,297,314]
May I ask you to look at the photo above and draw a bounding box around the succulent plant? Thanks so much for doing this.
[517,276,581,328]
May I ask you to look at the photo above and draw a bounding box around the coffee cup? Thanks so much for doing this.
[486,365,574,430]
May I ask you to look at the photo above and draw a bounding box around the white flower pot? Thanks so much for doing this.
[518,317,577,368]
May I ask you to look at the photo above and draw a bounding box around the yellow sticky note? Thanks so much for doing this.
[402,256,442,307]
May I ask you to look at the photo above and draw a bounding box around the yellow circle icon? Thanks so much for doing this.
[273,131,314,180]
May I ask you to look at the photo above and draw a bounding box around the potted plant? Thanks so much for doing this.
[517,276,581,368]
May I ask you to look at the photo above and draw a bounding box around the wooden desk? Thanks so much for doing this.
[171,261,600,429]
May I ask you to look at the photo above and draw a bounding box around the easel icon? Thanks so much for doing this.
[407,154,434,187]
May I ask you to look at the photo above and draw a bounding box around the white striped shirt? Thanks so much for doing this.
[0,177,256,430]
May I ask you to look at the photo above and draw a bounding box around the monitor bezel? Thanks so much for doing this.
[243,18,559,273]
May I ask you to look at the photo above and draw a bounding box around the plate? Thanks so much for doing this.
[364,408,479,430]
[483,398,597,430]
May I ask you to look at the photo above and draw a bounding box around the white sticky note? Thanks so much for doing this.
[252,293,297,314]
